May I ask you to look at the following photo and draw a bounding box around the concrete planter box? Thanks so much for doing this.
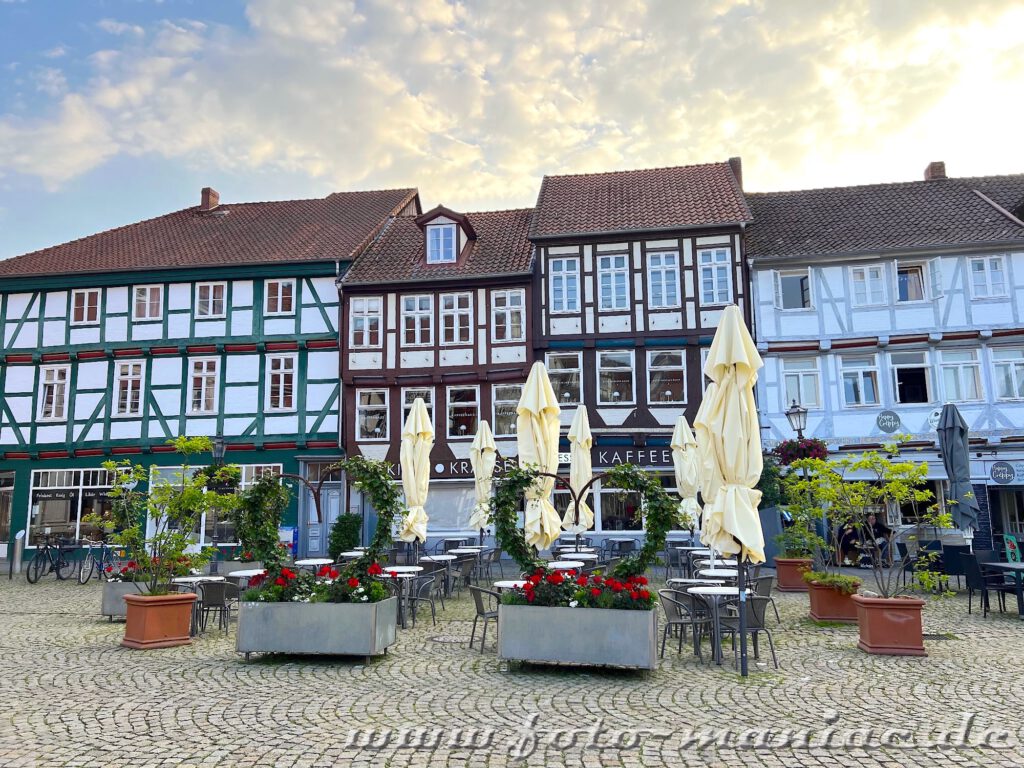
[101,580,143,620]
[498,604,658,670]
[236,597,398,660]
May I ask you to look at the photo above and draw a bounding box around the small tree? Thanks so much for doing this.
[757,454,786,510]
[233,472,291,568]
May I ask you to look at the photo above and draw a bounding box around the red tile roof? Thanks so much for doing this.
[0,188,419,278]
[529,161,751,240]
[342,208,534,285]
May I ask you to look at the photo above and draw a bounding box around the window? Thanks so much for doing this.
[599,486,642,531]
[648,251,680,308]
[851,266,885,306]
[38,365,69,420]
[349,297,382,348]
[189,358,219,414]
[440,293,472,345]
[774,269,811,310]
[492,289,525,342]
[782,358,821,409]
[401,388,434,429]
[356,390,388,440]
[427,224,457,263]
[26,469,115,547]
[940,350,982,402]
[265,280,295,316]
[993,347,1024,400]
[970,256,1007,298]
[266,354,296,411]
[114,361,144,416]
[597,350,635,404]
[896,264,926,303]
[447,386,479,439]
[699,248,732,305]
[598,254,629,310]
[841,355,880,407]
[647,350,685,404]
[493,384,522,437]
[998,490,1024,536]
[546,352,581,405]
[549,257,580,313]
[890,351,932,404]
[133,285,162,321]
[71,289,100,325]
[402,295,433,346]
[196,282,226,318]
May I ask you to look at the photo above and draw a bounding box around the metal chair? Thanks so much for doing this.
[468,586,500,653]
[752,575,780,623]
[718,595,779,669]
[408,574,438,627]
[452,557,476,597]
[483,548,504,580]
[197,581,233,633]
[940,544,969,590]
[961,553,1013,617]
[657,589,711,660]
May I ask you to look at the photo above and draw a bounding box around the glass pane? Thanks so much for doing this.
[650,369,684,403]
[600,491,642,531]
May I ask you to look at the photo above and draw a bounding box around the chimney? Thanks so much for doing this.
[728,156,743,189]
[200,187,220,211]
[924,161,946,181]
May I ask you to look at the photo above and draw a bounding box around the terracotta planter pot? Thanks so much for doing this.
[774,558,812,591]
[122,592,196,650]
[807,582,858,623]
[851,594,926,656]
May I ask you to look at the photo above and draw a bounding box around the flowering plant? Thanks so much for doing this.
[775,438,828,465]
[501,568,655,611]
[243,563,389,604]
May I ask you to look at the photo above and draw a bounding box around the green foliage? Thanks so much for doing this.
[757,454,786,510]
[340,455,403,578]
[233,472,291,568]
[500,567,655,610]
[489,465,544,573]
[777,461,828,567]
[327,513,362,561]
[802,570,861,595]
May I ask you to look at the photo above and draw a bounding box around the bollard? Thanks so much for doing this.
[10,530,25,580]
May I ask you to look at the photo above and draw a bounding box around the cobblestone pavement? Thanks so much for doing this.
[1,573,1022,768]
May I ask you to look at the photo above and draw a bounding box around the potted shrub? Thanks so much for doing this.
[773,522,818,592]
[226,472,290,574]
[491,464,671,670]
[801,571,861,622]
[88,436,237,649]
[236,457,400,660]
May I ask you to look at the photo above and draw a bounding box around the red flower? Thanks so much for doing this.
[638,589,651,600]
[529,574,542,585]
[526,591,535,602]
[329,568,339,579]
[347,577,360,588]
[367,563,383,576]
[388,570,399,579]
[126,560,137,569]
[590,588,602,597]
[318,565,331,577]
[546,573,564,585]
[634,575,648,586]
[104,566,113,573]
[523,581,534,591]
[274,577,287,587]
[575,576,587,586]
[610,583,623,593]
[566,570,576,577]
[629,591,639,600]
[591,575,602,584]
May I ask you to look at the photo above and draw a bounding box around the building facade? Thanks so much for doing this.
[747,162,1024,549]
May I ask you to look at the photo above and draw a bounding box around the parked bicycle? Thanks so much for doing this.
[78,538,121,584]
[26,535,78,583]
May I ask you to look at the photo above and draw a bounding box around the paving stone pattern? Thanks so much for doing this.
[1,575,1022,767]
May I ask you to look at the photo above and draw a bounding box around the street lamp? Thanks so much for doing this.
[212,434,226,466]
[209,432,226,573]
[784,400,808,440]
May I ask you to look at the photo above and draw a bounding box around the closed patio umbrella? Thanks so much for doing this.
[469,420,497,545]
[398,397,433,546]
[671,414,702,530]
[517,361,562,552]
[562,407,595,537]
[937,403,981,547]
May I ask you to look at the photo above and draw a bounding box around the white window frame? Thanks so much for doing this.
[773,268,813,311]
[427,223,458,264]
[266,353,297,412]
[440,292,473,346]
[132,285,163,322]
[698,248,733,306]
[840,354,881,408]
[549,257,580,314]
[491,289,525,343]
[265,279,295,317]
[850,265,886,307]
[70,288,100,326]
[356,389,389,441]
[38,365,70,421]
[993,347,1024,401]
[596,350,636,405]
[939,349,983,403]
[647,251,681,309]
[349,296,383,349]
[646,349,686,405]
[446,385,480,440]
[492,383,522,437]
[114,360,145,417]
[401,294,434,347]
[195,281,227,319]
[969,255,1008,299]
[188,357,219,415]
[890,350,933,405]
[895,262,929,304]
[401,387,434,431]
[546,351,582,405]
[781,357,821,409]
[597,253,629,311]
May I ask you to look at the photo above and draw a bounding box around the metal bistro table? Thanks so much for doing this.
[171,576,225,636]
[548,560,585,571]
[493,580,527,591]
[379,566,423,629]
[294,558,333,571]
[984,561,1024,618]
[687,585,750,665]
[420,554,458,597]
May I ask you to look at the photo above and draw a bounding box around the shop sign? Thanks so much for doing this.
[876,411,901,433]
[990,461,1023,484]
[31,489,78,501]
[593,447,674,469]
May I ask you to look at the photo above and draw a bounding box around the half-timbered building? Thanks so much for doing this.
[747,163,1024,549]
[0,186,417,559]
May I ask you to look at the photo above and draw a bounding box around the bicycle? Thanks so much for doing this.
[26,536,78,583]
[78,539,121,584]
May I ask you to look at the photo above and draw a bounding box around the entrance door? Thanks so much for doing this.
[304,484,342,557]
[0,485,11,559]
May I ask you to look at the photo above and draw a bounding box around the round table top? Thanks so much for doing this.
[687,586,749,596]
[381,565,423,574]
[380,571,417,579]
[420,554,457,562]
[494,580,527,590]
[449,548,483,555]
[295,558,333,567]
[444,537,470,542]
[557,546,596,553]
[172,575,225,583]
[548,560,584,570]
[695,559,737,566]
[224,570,264,579]
[675,546,711,551]
[700,568,739,578]
[607,537,638,542]
[339,551,364,558]
[561,552,598,561]
[667,578,726,585]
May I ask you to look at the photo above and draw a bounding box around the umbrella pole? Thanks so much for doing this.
[736,538,748,677]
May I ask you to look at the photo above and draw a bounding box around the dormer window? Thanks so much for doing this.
[427,224,457,263]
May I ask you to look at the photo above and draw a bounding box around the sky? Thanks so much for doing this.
[1,0,1024,259]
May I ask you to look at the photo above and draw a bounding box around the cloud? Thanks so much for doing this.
[3,0,1024,205]
[42,45,68,59]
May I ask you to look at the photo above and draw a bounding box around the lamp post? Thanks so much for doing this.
[209,433,226,573]
[784,400,807,440]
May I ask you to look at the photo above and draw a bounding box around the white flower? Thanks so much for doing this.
[569,600,579,608]
[361,595,368,602]
[355,587,364,594]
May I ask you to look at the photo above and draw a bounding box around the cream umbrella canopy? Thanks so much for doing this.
[517,361,562,551]
[562,407,594,535]
[468,420,497,539]
[398,397,434,544]
[671,414,702,529]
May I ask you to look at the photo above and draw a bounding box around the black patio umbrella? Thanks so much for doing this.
[937,403,981,541]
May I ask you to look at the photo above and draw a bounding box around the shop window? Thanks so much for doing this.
[447,386,479,439]
[599,488,643,531]
[27,469,115,547]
